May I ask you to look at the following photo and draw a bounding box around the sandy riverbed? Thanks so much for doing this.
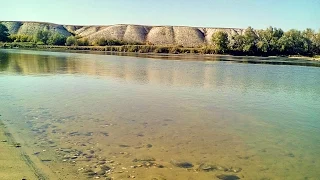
[0,120,39,180]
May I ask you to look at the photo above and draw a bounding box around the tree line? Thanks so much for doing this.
[212,26,320,56]
[1,23,319,56]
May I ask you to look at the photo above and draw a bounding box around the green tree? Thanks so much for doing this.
[256,27,284,55]
[76,38,89,46]
[47,33,66,45]
[34,30,51,44]
[9,34,18,42]
[211,31,229,53]
[106,39,124,46]
[66,36,77,46]
[302,28,316,55]
[10,34,34,42]
[242,27,258,54]
[0,24,10,42]
[20,34,30,42]
[278,29,308,55]
[229,34,245,54]
[314,30,320,54]
[96,38,107,46]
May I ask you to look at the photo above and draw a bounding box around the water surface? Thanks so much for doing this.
[0,49,319,180]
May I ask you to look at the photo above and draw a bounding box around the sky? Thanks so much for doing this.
[0,0,319,30]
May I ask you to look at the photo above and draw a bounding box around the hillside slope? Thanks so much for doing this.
[1,21,244,47]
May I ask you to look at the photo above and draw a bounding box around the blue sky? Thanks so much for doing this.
[1,0,319,30]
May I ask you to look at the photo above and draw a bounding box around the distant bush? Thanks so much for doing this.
[76,38,89,46]
[47,33,66,45]
[9,34,33,42]
[106,39,124,46]
[36,41,45,45]
[32,30,68,45]
[154,47,170,53]
[97,38,108,46]
[170,46,181,54]
[125,41,144,46]
[212,31,229,54]
[201,46,215,54]
[66,36,77,46]
[105,46,122,52]
[138,45,156,53]
[92,38,143,46]
[33,30,51,44]
[91,38,106,46]
[180,48,191,53]
[126,45,139,52]
[1,42,36,48]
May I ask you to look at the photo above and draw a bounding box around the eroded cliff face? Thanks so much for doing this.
[1,21,244,47]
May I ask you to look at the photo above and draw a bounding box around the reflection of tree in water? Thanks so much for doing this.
[1,50,318,96]
[0,52,9,71]
[6,53,69,74]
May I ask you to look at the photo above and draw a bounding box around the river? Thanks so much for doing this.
[0,49,319,180]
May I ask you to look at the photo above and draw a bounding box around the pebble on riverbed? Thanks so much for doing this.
[83,169,96,178]
[198,163,217,172]
[97,160,106,165]
[33,152,40,155]
[146,144,153,148]
[216,174,240,180]
[198,163,242,173]
[100,165,111,171]
[132,156,155,162]
[286,153,295,158]
[170,160,194,168]
[14,143,21,148]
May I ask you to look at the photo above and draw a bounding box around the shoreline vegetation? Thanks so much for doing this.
[0,22,320,60]
[1,42,320,61]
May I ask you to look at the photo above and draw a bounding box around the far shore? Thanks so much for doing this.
[1,42,320,63]
[287,55,320,61]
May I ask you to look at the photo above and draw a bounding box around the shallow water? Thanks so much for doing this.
[0,49,319,180]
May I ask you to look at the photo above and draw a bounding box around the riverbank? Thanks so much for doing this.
[289,55,320,61]
[0,119,39,180]
[1,42,320,61]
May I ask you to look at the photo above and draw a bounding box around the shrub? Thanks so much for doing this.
[106,39,124,46]
[47,33,67,45]
[212,31,229,53]
[36,41,45,45]
[201,46,215,54]
[154,47,170,53]
[77,38,89,46]
[126,45,139,52]
[34,30,51,44]
[170,46,181,54]
[9,34,34,42]
[97,38,107,46]
[66,36,77,46]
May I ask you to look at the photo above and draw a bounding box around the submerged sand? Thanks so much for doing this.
[0,120,38,180]
[0,50,319,180]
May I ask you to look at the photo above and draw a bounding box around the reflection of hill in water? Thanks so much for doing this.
[1,50,319,95]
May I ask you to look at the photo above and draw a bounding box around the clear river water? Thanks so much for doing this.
[0,49,319,180]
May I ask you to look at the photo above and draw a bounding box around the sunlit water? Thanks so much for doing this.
[0,49,319,180]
